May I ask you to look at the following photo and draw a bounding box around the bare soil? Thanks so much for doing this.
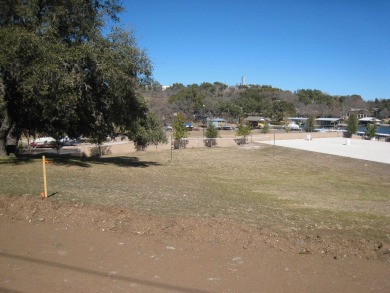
[1,195,389,293]
[2,132,389,292]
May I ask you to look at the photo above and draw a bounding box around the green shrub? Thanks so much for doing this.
[172,113,188,149]
[261,123,270,134]
[346,114,358,137]
[204,124,219,147]
[236,124,251,144]
[365,123,377,139]
[305,116,316,132]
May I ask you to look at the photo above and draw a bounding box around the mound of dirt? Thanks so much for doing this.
[1,195,390,293]
[1,195,389,261]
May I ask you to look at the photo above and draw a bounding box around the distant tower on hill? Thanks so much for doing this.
[241,75,246,86]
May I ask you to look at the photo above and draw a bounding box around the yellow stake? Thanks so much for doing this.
[42,155,48,198]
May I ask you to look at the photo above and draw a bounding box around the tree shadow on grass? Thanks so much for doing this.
[67,156,161,168]
[1,154,161,168]
[0,156,33,165]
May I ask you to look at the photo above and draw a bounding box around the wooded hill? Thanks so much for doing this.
[142,82,390,123]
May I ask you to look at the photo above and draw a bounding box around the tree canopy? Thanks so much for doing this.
[0,0,155,156]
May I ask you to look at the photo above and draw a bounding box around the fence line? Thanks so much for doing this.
[170,135,272,148]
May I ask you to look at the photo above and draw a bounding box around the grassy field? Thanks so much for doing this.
[1,144,389,242]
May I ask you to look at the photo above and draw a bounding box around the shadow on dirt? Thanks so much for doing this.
[0,252,210,293]
[0,155,161,168]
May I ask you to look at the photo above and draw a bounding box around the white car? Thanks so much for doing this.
[30,137,56,148]
[221,125,235,130]
[286,122,300,130]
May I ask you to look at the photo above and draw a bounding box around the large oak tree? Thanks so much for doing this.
[0,0,154,156]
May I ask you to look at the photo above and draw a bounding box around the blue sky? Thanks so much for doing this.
[118,0,389,100]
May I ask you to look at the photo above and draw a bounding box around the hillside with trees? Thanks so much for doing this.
[143,82,390,124]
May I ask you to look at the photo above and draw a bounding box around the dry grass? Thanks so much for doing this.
[1,144,389,242]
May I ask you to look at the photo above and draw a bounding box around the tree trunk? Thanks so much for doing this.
[0,111,12,157]
[6,123,21,156]
[0,137,6,157]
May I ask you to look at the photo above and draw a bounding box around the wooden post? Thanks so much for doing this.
[42,155,48,198]
[273,133,275,158]
[170,132,173,163]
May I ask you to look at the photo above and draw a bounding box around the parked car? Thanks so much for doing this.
[30,137,56,148]
[184,123,193,130]
[60,137,78,146]
[30,136,77,148]
[220,125,235,130]
[285,122,300,130]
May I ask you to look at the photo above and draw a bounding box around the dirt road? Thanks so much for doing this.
[1,196,389,293]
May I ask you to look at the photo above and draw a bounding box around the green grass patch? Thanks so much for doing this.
[1,146,389,242]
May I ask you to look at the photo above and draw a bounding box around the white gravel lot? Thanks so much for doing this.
[260,137,390,164]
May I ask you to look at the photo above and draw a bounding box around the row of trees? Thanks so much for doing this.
[169,112,253,148]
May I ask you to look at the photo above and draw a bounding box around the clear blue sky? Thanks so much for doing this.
[118,0,389,100]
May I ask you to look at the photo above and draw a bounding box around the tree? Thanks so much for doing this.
[200,82,216,94]
[172,113,188,149]
[216,101,242,119]
[205,123,219,147]
[305,116,316,132]
[365,121,377,140]
[130,113,167,151]
[0,0,152,157]
[346,114,358,137]
[272,100,296,121]
[235,88,272,115]
[296,89,332,106]
[261,123,270,134]
[236,124,251,144]
[169,83,185,93]
[168,84,205,116]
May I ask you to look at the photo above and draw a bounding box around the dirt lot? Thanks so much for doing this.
[1,135,390,292]
[1,195,390,293]
[25,129,342,157]
[93,130,344,156]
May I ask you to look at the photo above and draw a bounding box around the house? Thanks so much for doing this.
[288,117,341,130]
[243,116,270,128]
[346,108,370,119]
[359,117,381,125]
[315,118,341,129]
[288,117,308,125]
[208,118,227,128]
